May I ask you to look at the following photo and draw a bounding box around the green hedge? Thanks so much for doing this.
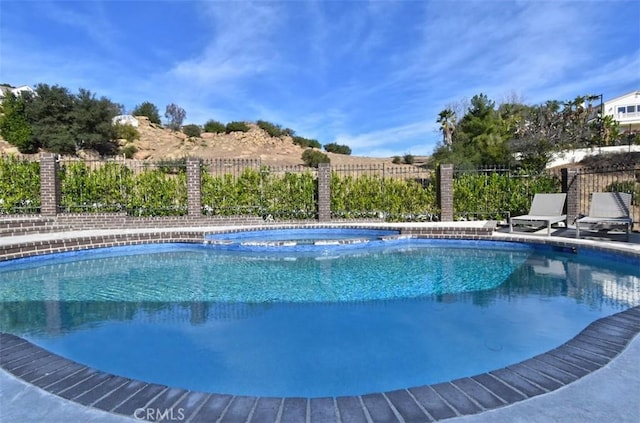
[201,167,316,219]
[331,173,438,221]
[0,156,40,214]
[0,157,564,220]
[60,162,187,216]
[453,170,561,220]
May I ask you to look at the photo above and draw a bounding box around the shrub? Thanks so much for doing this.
[182,124,201,138]
[132,102,161,124]
[293,136,321,149]
[403,154,415,165]
[225,121,250,133]
[203,119,226,133]
[114,123,140,143]
[392,156,402,164]
[302,149,330,167]
[324,143,351,155]
[256,120,286,137]
[120,144,137,159]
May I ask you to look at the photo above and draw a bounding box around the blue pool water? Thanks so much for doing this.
[0,232,639,397]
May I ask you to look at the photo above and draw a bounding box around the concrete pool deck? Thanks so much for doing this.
[0,223,639,422]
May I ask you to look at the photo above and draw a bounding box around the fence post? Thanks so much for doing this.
[439,164,454,221]
[562,168,580,225]
[187,158,202,217]
[317,163,331,222]
[39,153,60,216]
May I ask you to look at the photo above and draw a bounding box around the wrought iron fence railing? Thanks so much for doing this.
[1,154,638,229]
[452,167,562,221]
[577,164,640,227]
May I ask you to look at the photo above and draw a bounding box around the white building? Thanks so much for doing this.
[0,85,36,99]
[603,90,640,134]
[112,115,139,127]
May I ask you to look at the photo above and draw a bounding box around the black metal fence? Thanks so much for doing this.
[1,155,638,229]
[577,164,640,227]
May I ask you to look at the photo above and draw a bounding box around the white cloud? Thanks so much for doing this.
[335,121,439,157]
[168,2,282,88]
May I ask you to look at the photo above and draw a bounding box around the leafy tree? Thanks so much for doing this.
[302,149,330,167]
[203,119,225,133]
[9,83,123,155]
[72,89,121,155]
[182,124,201,138]
[0,92,35,153]
[132,102,161,125]
[324,143,351,155]
[432,93,511,168]
[25,84,77,154]
[164,103,186,131]
[509,94,618,171]
[509,101,563,171]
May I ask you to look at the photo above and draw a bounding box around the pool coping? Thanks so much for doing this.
[1,223,639,422]
[1,309,638,423]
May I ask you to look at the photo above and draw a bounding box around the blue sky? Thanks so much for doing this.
[1,1,638,157]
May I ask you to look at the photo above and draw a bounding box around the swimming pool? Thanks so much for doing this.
[0,230,638,398]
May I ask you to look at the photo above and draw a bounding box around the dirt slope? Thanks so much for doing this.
[0,117,404,166]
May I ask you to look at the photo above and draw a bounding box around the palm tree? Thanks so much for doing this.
[437,108,456,147]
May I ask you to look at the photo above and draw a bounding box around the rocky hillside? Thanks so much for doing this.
[0,116,402,166]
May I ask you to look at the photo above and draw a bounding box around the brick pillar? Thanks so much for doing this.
[317,163,331,222]
[187,158,202,217]
[39,153,60,216]
[562,168,580,225]
[438,164,454,221]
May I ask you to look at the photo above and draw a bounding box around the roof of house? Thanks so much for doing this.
[604,90,640,105]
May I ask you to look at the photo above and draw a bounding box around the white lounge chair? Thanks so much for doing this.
[509,193,567,236]
[576,192,633,241]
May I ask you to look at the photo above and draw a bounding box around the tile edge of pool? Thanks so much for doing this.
[1,306,638,422]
